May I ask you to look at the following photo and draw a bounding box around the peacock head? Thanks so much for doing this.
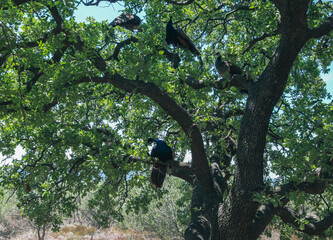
[147,138,156,144]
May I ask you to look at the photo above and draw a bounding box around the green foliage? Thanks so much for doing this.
[0,0,332,238]
[119,177,191,239]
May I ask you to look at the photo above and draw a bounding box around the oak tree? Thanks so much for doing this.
[0,0,332,239]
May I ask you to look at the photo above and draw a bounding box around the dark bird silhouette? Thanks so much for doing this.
[166,17,200,56]
[110,14,142,32]
[215,52,248,94]
[26,182,31,193]
[148,138,174,188]
[215,52,242,78]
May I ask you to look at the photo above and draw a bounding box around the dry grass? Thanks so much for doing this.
[0,213,32,239]
[1,213,330,240]
[0,220,161,240]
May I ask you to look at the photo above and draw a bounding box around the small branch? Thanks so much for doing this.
[320,194,330,211]
[19,149,47,174]
[0,52,10,67]
[243,32,277,54]
[225,5,254,20]
[194,19,210,41]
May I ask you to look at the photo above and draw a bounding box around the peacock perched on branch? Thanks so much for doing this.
[110,13,142,32]
[147,138,174,188]
[166,17,200,56]
[215,52,242,78]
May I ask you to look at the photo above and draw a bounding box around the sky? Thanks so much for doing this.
[73,3,333,97]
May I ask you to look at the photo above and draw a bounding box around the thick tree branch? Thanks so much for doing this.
[274,178,329,196]
[249,202,278,240]
[47,5,63,31]
[80,0,121,6]
[249,172,332,239]
[43,98,58,113]
[307,15,333,39]
[153,160,194,185]
[220,2,320,238]
[0,0,32,10]
[185,179,211,240]
[165,0,195,5]
[277,207,333,236]
[234,0,311,192]
[250,171,332,237]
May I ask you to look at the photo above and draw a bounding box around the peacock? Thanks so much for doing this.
[215,52,242,78]
[148,138,174,188]
[110,14,142,32]
[166,17,200,56]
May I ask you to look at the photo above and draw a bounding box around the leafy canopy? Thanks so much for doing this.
[0,0,332,237]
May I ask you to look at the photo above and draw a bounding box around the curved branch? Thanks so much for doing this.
[277,207,333,236]
[106,37,139,61]
[249,172,332,239]
[250,172,332,237]
[72,73,217,197]
[243,32,278,54]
